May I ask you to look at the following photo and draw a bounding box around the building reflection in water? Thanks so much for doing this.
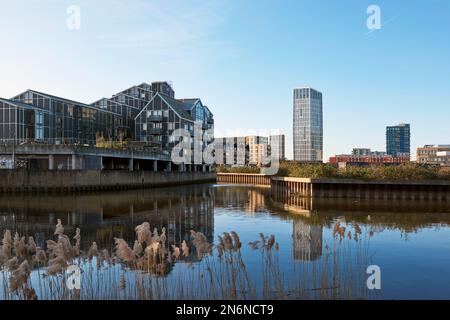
[292,219,323,261]
[270,189,450,262]
[0,184,215,252]
[214,186,266,214]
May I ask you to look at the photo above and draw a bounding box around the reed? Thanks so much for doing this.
[0,219,374,300]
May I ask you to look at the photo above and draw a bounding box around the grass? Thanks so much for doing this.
[0,220,375,300]
[221,161,450,181]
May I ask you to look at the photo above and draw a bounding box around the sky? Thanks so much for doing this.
[0,0,449,160]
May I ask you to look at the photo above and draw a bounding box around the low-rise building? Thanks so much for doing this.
[417,145,450,166]
[329,153,410,168]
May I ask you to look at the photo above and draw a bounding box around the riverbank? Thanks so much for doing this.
[217,173,450,200]
[0,170,216,194]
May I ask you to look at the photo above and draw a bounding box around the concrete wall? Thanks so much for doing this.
[0,170,216,194]
[217,173,450,200]
[271,176,450,201]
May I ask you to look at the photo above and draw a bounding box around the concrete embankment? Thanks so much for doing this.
[217,173,450,200]
[0,170,216,194]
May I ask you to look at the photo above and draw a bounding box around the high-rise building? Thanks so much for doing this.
[293,87,323,162]
[386,123,411,158]
[269,134,285,161]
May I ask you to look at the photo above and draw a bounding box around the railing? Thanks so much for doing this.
[216,173,271,186]
[147,128,162,135]
[0,144,171,161]
[148,115,163,122]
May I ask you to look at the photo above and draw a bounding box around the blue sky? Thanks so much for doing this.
[0,0,449,160]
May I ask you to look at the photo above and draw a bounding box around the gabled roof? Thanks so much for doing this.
[135,93,194,122]
[159,93,194,120]
[178,98,201,111]
[0,97,51,113]
[15,89,90,107]
[11,90,121,115]
[91,97,123,106]
[112,82,153,98]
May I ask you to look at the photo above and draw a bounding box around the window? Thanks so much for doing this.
[35,111,44,140]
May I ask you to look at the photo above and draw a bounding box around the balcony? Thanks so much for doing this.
[147,128,162,135]
[207,117,214,124]
[147,115,162,122]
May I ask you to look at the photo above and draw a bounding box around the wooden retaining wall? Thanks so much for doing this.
[216,173,271,186]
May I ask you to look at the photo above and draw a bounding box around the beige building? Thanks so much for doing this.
[417,145,450,166]
[246,136,269,166]
[215,136,269,167]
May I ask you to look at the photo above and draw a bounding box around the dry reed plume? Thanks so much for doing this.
[0,219,374,300]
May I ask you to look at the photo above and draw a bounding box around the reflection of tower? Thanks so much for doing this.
[292,219,323,261]
[245,190,265,214]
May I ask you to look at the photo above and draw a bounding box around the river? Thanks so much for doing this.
[1,184,449,300]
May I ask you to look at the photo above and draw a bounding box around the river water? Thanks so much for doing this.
[1,183,449,300]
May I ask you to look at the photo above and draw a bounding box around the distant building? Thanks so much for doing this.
[329,151,410,167]
[215,135,269,167]
[352,148,386,157]
[417,145,450,166]
[247,136,269,166]
[269,134,286,161]
[214,137,248,166]
[386,123,411,158]
[293,87,323,162]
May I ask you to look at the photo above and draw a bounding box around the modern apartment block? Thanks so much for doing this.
[215,135,270,167]
[417,145,450,166]
[293,87,323,162]
[0,82,214,171]
[247,136,269,166]
[269,134,286,161]
[0,81,213,148]
[386,123,411,158]
[214,137,247,166]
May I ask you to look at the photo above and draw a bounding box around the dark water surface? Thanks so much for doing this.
[1,184,450,299]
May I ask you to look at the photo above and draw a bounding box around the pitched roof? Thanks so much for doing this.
[158,93,194,120]
[24,89,90,107]
[11,90,121,115]
[178,98,201,111]
[0,97,51,113]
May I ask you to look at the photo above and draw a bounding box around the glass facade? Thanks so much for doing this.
[135,93,214,152]
[7,91,122,145]
[0,82,214,163]
[293,88,323,162]
[386,123,410,158]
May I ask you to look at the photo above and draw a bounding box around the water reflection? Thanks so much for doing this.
[1,184,450,299]
[292,220,323,261]
[0,185,215,254]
